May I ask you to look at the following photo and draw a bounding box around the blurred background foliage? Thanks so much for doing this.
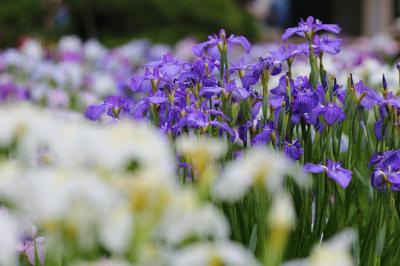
[0,0,45,46]
[0,0,392,48]
[0,0,260,47]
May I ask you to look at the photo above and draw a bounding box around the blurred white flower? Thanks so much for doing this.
[174,38,197,60]
[71,259,133,266]
[0,210,18,266]
[1,168,112,221]
[0,105,174,182]
[283,229,355,266]
[309,229,354,266]
[352,58,397,89]
[370,33,399,56]
[98,204,133,255]
[0,104,41,146]
[58,35,82,55]
[268,192,296,230]
[58,61,84,89]
[156,199,229,245]
[47,88,70,108]
[89,72,116,96]
[291,60,310,78]
[170,241,260,266]
[116,40,149,65]
[21,38,44,60]
[213,147,308,201]
[84,39,108,62]
[1,49,25,69]
[176,135,226,174]
[149,44,172,60]
[96,121,175,180]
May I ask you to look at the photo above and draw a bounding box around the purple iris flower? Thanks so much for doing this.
[312,35,342,55]
[17,236,45,265]
[199,80,250,100]
[292,86,319,114]
[156,54,190,92]
[371,91,399,140]
[294,76,311,90]
[131,99,151,120]
[369,150,400,170]
[238,101,263,143]
[147,91,168,104]
[251,121,275,146]
[282,16,341,41]
[178,60,215,88]
[240,62,262,89]
[269,96,287,115]
[182,108,208,128]
[240,57,281,89]
[226,80,251,100]
[85,95,134,121]
[270,43,305,63]
[302,111,324,132]
[134,53,188,92]
[260,57,282,76]
[177,71,199,90]
[284,138,304,161]
[0,82,30,102]
[192,29,251,58]
[176,108,235,141]
[311,102,346,126]
[130,67,162,93]
[143,66,159,81]
[304,160,352,188]
[195,57,217,76]
[369,150,400,191]
[294,36,341,57]
[371,166,400,191]
[130,75,152,93]
[269,75,293,109]
[353,81,382,109]
[229,57,247,75]
[270,75,294,96]
[203,75,219,88]
[158,53,187,80]
[177,59,218,92]
[289,77,320,124]
[199,86,223,98]
[381,91,400,109]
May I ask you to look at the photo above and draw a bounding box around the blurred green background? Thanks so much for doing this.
[0,0,259,47]
[1,0,398,48]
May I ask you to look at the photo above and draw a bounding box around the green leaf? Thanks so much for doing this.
[375,224,387,256]
[248,224,258,253]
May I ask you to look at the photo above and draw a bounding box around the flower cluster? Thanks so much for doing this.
[0,36,172,110]
[0,104,256,265]
[87,16,357,187]
[80,17,400,265]
[0,103,345,266]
